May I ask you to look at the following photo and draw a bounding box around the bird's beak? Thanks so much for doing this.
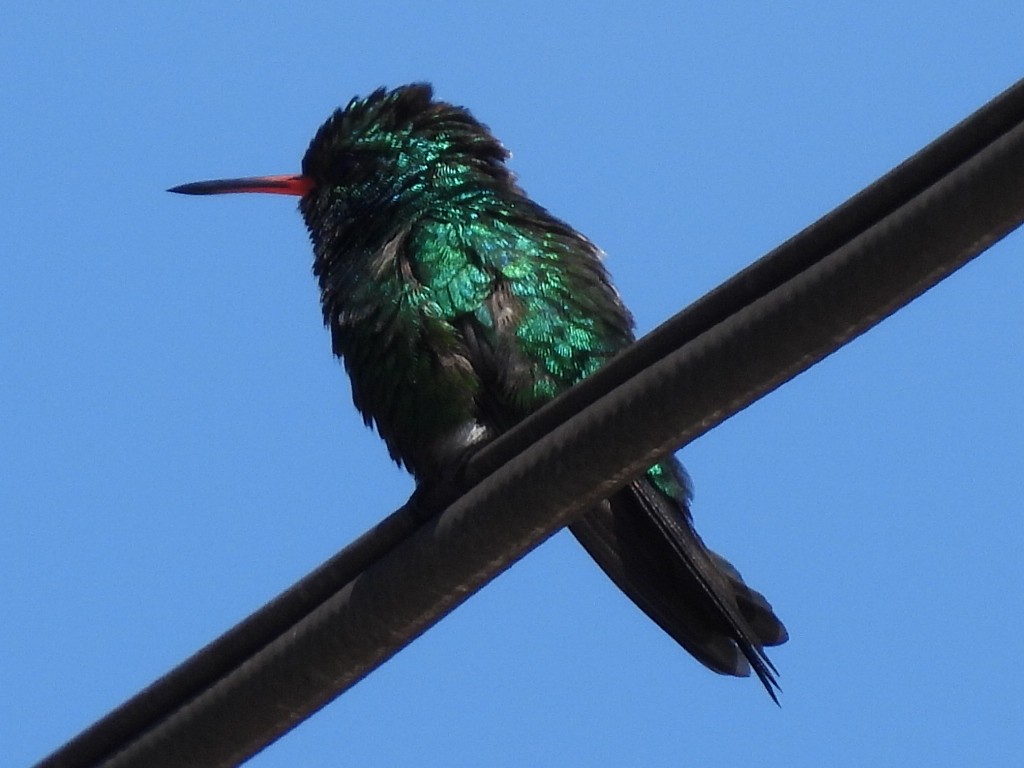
[168,174,314,197]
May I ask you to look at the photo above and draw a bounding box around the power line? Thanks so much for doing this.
[37,76,1024,768]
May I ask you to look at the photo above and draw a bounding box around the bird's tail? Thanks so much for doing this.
[569,477,787,700]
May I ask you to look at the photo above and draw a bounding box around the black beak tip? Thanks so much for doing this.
[168,181,216,195]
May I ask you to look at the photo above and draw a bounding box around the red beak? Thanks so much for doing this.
[168,174,314,197]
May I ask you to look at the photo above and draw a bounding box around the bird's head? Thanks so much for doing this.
[170,84,515,234]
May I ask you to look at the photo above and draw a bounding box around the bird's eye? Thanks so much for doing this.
[333,152,361,177]
[333,151,381,183]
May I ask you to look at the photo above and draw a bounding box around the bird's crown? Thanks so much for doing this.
[300,83,512,193]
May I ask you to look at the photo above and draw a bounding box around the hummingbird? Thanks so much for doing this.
[171,84,788,698]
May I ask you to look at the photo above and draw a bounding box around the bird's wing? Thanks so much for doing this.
[570,476,787,699]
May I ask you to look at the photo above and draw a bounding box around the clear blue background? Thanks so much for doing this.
[3,3,1023,766]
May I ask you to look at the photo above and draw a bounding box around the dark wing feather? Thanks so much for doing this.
[570,478,787,700]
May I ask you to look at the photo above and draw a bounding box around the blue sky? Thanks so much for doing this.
[3,3,1023,766]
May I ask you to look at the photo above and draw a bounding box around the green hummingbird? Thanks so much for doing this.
[171,84,787,698]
